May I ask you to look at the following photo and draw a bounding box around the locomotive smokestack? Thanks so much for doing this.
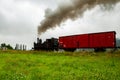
[37,38,40,43]
[38,0,120,35]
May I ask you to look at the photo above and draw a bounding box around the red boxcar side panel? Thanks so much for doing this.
[65,36,76,48]
[59,34,89,49]
[105,32,115,48]
[89,33,106,48]
[59,31,116,49]
[76,34,89,48]
[89,32,116,48]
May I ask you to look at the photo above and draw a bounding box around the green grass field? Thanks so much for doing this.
[0,50,120,80]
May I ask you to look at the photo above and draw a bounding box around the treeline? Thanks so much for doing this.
[0,43,13,50]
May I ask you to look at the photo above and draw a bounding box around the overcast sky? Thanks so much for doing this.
[0,0,120,50]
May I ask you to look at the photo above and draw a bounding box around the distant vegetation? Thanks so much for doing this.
[0,43,13,50]
[0,50,120,80]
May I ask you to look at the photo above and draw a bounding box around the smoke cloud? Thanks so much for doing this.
[38,0,120,35]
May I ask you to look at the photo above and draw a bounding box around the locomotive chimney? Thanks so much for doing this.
[37,38,40,43]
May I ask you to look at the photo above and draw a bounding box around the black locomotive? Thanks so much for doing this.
[34,38,58,51]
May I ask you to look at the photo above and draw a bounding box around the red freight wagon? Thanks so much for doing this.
[59,31,116,51]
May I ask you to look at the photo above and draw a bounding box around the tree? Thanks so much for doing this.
[1,43,6,47]
[0,43,13,50]
[6,44,13,49]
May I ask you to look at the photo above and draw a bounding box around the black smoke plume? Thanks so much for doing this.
[38,0,120,35]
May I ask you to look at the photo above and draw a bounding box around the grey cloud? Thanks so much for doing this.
[0,13,6,30]
[0,0,45,49]
[0,13,34,36]
[0,0,37,36]
[14,0,61,7]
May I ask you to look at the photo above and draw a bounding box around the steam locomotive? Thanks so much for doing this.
[34,38,58,51]
[34,31,116,51]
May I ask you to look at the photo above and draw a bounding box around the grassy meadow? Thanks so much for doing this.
[0,50,120,80]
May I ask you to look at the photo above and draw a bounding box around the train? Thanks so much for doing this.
[34,31,116,51]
